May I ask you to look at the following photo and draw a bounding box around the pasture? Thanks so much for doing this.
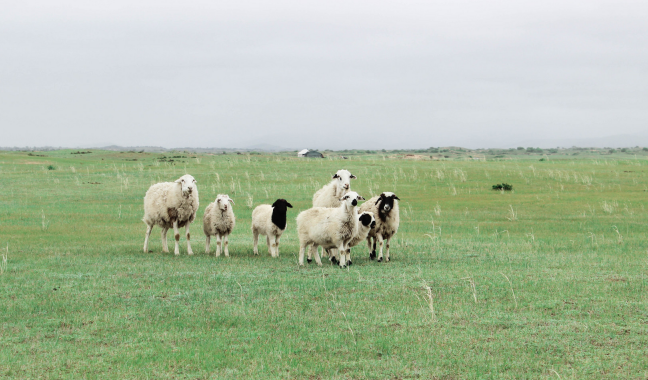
[1,150,647,379]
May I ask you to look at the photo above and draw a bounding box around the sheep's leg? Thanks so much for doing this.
[185,225,193,255]
[172,221,181,255]
[215,234,222,257]
[205,235,211,254]
[329,248,339,265]
[346,248,352,266]
[269,235,277,258]
[143,224,153,253]
[223,235,230,257]
[337,244,347,268]
[266,236,271,254]
[307,245,313,263]
[376,235,385,262]
[161,228,169,253]
[312,244,323,267]
[252,230,259,255]
[299,243,306,266]
[368,237,376,260]
[385,237,391,262]
[275,236,281,257]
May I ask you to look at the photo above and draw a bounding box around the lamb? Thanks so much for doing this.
[359,192,400,262]
[251,199,293,257]
[324,211,376,266]
[143,174,199,255]
[297,191,365,268]
[312,169,357,207]
[203,194,236,257]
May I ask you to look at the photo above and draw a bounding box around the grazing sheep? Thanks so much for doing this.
[312,169,357,207]
[325,211,376,266]
[297,191,365,268]
[143,174,199,255]
[251,199,293,257]
[359,192,400,262]
[203,194,236,257]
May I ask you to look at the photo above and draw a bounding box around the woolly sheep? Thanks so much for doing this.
[312,169,357,208]
[323,211,376,266]
[251,199,293,257]
[143,174,199,255]
[359,192,400,262]
[297,191,365,268]
[203,194,236,257]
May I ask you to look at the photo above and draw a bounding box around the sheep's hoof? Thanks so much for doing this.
[385,258,390,262]
[370,251,376,260]
[339,264,346,269]
[377,257,382,262]
[307,258,312,264]
[331,257,339,264]
[347,260,353,266]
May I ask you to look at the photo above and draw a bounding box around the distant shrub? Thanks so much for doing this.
[526,147,543,153]
[609,149,617,154]
[643,147,648,151]
[539,158,546,161]
[492,183,513,191]
[47,165,55,170]
[517,147,524,150]
[621,148,628,152]
[547,149,558,153]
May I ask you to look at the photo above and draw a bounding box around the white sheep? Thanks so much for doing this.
[297,191,365,268]
[251,199,293,257]
[143,174,199,255]
[359,192,400,262]
[203,194,236,257]
[312,169,357,207]
[322,211,376,266]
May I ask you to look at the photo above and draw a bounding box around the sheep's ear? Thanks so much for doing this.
[358,195,365,201]
[393,195,400,200]
[332,173,339,179]
[175,178,182,183]
[286,202,293,208]
[193,179,197,183]
[374,197,382,205]
[350,174,357,179]
[228,198,234,204]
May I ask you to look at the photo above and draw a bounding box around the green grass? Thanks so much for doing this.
[1,150,647,379]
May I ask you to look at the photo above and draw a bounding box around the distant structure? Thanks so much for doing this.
[297,149,324,158]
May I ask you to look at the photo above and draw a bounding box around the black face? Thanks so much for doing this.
[351,199,357,206]
[271,199,292,230]
[359,213,372,227]
[272,199,293,209]
[375,193,399,221]
[370,220,376,228]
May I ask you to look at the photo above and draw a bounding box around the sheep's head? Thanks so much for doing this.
[332,169,357,192]
[216,194,234,212]
[359,211,376,229]
[375,192,400,213]
[340,191,364,207]
[272,199,293,209]
[175,174,197,196]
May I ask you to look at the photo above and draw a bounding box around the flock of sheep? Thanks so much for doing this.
[142,170,400,268]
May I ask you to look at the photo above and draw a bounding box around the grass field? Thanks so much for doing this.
[1,149,647,379]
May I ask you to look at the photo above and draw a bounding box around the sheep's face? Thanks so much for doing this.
[175,174,197,196]
[332,169,357,192]
[340,191,364,207]
[272,199,293,209]
[359,212,376,229]
[216,194,234,212]
[375,192,400,213]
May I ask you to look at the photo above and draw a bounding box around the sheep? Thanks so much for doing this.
[359,192,400,262]
[251,199,293,257]
[312,169,357,208]
[297,191,365,268]
[324,211,376,266]
[143,174,199,255]
[203,194,236,257]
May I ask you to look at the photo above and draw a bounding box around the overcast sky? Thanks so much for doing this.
[2,0,647,149]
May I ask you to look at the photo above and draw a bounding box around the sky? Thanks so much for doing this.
[2,0,647,149]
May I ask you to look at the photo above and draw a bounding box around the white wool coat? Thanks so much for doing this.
[359,196,399,241]
[203,202,236,236]
[143,182,199,228]
[251,204,285,238]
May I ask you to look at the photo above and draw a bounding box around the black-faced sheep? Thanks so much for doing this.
[143,174,199,255]
[359,192,400,262]
[203,194,236,257]
[297,191,365,268]
[251,199,293,257]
